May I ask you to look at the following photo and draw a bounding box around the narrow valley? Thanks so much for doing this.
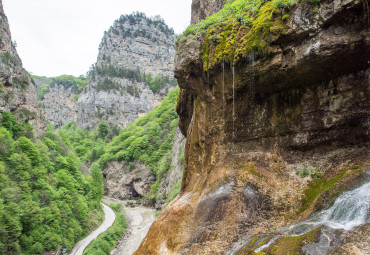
[0,0,369,254]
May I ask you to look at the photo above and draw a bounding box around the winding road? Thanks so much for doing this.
[69,203,116,255]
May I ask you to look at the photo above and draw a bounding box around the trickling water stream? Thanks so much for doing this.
[232,65,235,170]
[231,178,370,254]
[286,180,370,236]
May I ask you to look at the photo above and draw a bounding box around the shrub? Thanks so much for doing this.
[296,166,323,179]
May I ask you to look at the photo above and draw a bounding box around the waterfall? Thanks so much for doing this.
[245,179,370,254]
[287,180,370,236]
[311,180,370,230]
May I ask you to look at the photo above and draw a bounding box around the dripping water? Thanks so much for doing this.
[222,61,226,163]
[232,65,235,170]
[248,51,255,105]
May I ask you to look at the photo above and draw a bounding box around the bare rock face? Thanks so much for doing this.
[191,0,225,24]
[0,1,44,134]
[156,127,186,208]
[76,13,177,130]
[102,127,185,204]
[39,84,76,128]
[103,161,155,200]
[135,0,369,254]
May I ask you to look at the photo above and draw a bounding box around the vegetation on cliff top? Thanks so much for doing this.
[104,12,175,43]
[33,74,88,100]
[89,64,177,93]
[0,111,104,254]
[178,0,298,70]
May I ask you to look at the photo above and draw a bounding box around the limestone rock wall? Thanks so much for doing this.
[0,1,44,134]
[103,161,155,199]
[157,127,186,208]
[135,0,370,254]
[103,127,185,205]
[39,84,76,128]
[76,13,177,130]
[191,0,225,24]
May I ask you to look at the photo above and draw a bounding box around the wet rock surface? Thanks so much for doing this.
[135,0,370,254]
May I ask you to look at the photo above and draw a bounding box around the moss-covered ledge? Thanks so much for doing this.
[176,0,298,72]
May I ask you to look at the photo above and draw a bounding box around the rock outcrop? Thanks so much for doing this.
[191,0,224,24]
[103,161,155,199]
[37,84,76,128]
[76,13,177,130]
[0,1,43,134]
[135,0,369,254]
[102,126,185,204]
[157,127,186,208]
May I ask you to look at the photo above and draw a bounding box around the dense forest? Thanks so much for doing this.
[0,111,104,254]
[0,87,180,254]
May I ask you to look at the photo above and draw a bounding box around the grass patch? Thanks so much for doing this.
[298,165,362,214]
[83,203,127,255]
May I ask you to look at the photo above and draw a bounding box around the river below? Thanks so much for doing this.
[103,197,156,255]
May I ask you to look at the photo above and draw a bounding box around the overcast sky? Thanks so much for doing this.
[2,0,192,77]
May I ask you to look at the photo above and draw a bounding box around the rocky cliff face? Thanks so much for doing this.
[191,0,225,24]
[40,84,76,128]
[156,127,185,208]
[103,127,185,205]
[76,13,177,130]
[135,0,369,254]
[0,1,43,134]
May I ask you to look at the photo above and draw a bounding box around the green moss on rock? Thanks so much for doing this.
[237,227,321,254]
[180,0,296,71]
[266,227,321,254]
[298,165,363,214]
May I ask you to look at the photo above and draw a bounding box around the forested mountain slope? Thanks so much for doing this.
[0,112,104,254]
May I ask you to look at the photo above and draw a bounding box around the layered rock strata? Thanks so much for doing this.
[135,0,370,254]
[76,13,177,129]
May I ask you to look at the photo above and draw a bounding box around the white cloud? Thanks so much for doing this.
[3,0,192,77]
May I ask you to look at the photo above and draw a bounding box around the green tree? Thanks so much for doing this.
[98,120,108,139]
[89,163,104,203]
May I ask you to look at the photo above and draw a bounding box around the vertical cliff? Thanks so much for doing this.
[135,0,369,254]
[0,1,43,134]
[33,75,88,128]
[76,13,177,130]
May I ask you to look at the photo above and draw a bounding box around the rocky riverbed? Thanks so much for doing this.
[103,197,156,255]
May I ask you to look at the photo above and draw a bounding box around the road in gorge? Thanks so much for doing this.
[69,203,116,255]
[104,197,156,255]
